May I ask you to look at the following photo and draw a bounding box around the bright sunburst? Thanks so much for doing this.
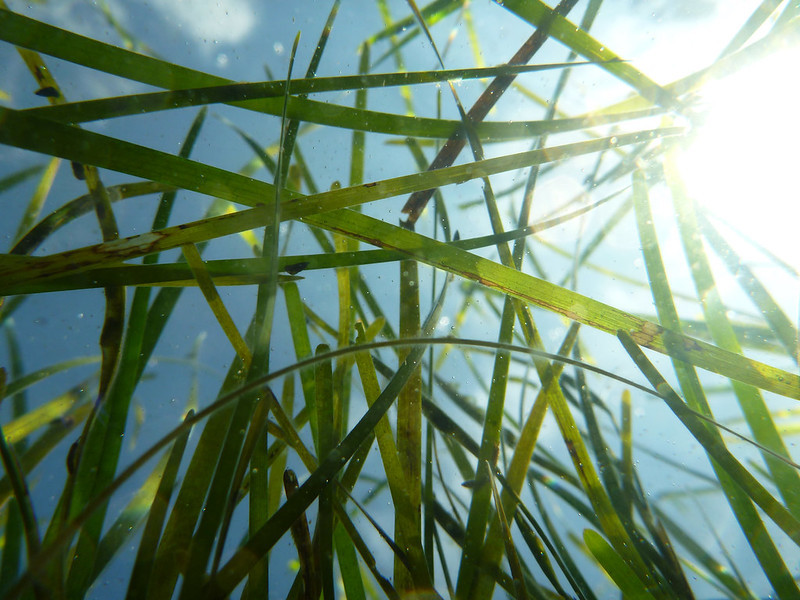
[676,45,800,270]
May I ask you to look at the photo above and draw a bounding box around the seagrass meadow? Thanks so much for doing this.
[0,0,799,598]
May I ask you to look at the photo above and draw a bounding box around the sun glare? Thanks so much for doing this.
[676,46,800,269]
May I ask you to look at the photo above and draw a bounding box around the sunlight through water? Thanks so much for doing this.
[676,45,800,270]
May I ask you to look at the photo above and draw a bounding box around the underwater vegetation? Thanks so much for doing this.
[1,0,799,598]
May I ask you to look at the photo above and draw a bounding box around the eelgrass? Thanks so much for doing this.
[1,1,799,599]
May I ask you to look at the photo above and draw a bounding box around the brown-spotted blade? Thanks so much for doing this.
[401,0,580,226]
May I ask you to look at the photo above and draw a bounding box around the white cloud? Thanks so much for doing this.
[148,0,256,45]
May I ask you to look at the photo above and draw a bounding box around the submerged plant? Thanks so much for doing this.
[0,1,798,598]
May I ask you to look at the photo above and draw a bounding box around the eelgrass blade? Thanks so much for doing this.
[444,324,649,596]
[1,357,100,411]
[498,0,676,108]
[0,386,91,509]
[333,491,402,600]
[0,325,29,595]
[418,342,654,600]
[0,369,42,585]
[2,11,652,147]
[526,477,597,600]
[696,209,799,364]
[15,37,127,412]
[207,351,428,597]
[336,481,420,587]
[0,125,680,291]
[663,162,800,509]
[146,350,251,599]
[370,0,461,45]
[4,340,663,600]
[307,208,800,399]
[0,497,24,597]
[5,336,675,598]
[654,509,757,600]
[573,343,694,598]
[429,532,457,600]
[63,293,124,597]
[717,0,785,58]
[334,521,367,600]
[11,157,59,246]
[467,323,579,599]
[519,362,665,596]
[408,0,516,272]
[284,469,319,600]
[485,460,530,600]
[0,260,305,294]
[10,181,174,257]
[202,276,452,598]
[181,243,252,369]
[583,528,656,599]
[259,382,293,595]
[220,60,287,578]
[59,172,124,596]
[617,330,800,595]
[431,491,542,598]
[388,264,454,589]
[21,63,617,126]
[620,390,634,518]
[315,343,337,600]
[211,394,270,574]
[131,110,209,387]
[91,448,174,583]
[175,355,267,599]
[590,16,800,117]
[353,322,414,533]
[632,168,800,597]
[332,231,356,426]
[125,410,193,600]
[283,281,318,449]
[423,421,435,578]
[220,116,286,600]
[3,194,622,295]
[455,294,517,600]
[304,301,339,339]
[332,55,368,599]
[514,6,597,283]
[263,386,317,475]
[91,0,156,56]
[55,111,205,598]
[404,137,452,243]
[401,0,581,225]
[511,509,573,599]
[0,163,46,196]
[247,29,299,382]
[395,255,423,593]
